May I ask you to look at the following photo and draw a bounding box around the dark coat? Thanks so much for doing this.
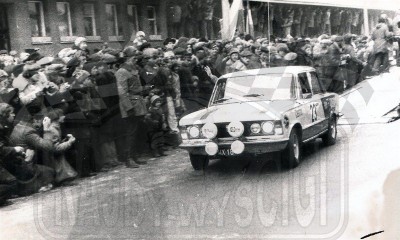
[115,65,148,118]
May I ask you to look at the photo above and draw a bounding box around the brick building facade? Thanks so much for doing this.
[0,0,169,55]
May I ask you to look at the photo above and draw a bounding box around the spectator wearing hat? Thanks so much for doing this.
[144,95,167,157]
[163,38,177,52]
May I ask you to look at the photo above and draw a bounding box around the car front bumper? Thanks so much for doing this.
[180,136,289,156]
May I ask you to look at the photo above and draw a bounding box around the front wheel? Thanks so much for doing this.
[189,154,209,170]
[322,116,337,146]
[281,130,301,169]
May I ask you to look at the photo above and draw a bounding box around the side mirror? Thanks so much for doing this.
[302,93,312,99]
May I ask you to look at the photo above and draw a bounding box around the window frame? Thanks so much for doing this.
[308,71,324,94]
[28,1,46,37]
[56,1,73,37]
[127,4,139,34]
[147,6,158,35]
[82,2,97,36]
[105,3,120,36]
[297,72,312,98]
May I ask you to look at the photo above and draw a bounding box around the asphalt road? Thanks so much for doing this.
[1,69,400,240]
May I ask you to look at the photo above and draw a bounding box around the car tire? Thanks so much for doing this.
[189,154,209,171]
[322,116,337,146]
[281,129,301,169]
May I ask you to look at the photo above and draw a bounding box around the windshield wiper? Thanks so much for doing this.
[213,97,232,103]
[242,93,264,97]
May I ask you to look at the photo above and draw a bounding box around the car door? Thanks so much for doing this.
[307,71,329,135]
[295,72,315,140]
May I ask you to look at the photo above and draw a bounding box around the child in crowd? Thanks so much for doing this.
[145,95,167,158]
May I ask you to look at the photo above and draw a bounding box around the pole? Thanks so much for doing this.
[363,8,369,36]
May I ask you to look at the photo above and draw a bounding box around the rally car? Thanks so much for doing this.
[179,66,339,170]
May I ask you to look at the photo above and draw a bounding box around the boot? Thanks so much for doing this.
[134,157,147,165]
[152,150,161,158]
[126,159,140,168]
[158,149,168,156]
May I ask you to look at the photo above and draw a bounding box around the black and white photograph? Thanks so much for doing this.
[0,0,399,239]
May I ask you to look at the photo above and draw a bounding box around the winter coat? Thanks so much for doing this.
[225,60,247,73]
[115,65,148,118]
[326,42,342,67]
[0,123,19,162]
[42,122,77,183]
[372,23,393,54]
[296,50,313,66]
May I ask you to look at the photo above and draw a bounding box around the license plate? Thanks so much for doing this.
[218,149,235,156]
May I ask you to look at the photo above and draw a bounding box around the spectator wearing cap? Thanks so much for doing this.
[224,48,246,73]
[17,64,58,107]
[343,34,366,88]
[9,113,56,196]
[284,52,298,66]
[115,57,150,168]
[241,50,258,70]
[133,31,147,47]
[327,36,346,93]
[42,108,77,185]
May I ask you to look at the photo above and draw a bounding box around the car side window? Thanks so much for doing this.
[309,72,322,94]
[298,73,312,98]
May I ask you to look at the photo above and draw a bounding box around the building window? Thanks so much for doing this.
[28,1,46,37]
[83,3,97,36]
[56,2,73,37]
[147,6,158,35]
[127,5,139,35]
[105,4,119,36]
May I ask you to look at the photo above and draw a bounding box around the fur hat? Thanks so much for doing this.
[136,31,145,37]
[74,37,87,47]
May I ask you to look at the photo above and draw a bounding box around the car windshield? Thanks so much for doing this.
[211,73,296,105]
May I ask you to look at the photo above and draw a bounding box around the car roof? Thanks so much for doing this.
[220,66,316,79]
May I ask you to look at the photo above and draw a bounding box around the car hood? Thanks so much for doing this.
[179,100,296,126]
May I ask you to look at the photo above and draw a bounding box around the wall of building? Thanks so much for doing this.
[0,0,168,56]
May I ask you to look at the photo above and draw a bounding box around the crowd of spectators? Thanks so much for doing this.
[0,14,398,205]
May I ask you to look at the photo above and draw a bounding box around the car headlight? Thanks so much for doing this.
[188,126,200,138]
[250,123,261,134]
[261,121,274,134]
[227,121,244,138]
[201,123,218,139]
